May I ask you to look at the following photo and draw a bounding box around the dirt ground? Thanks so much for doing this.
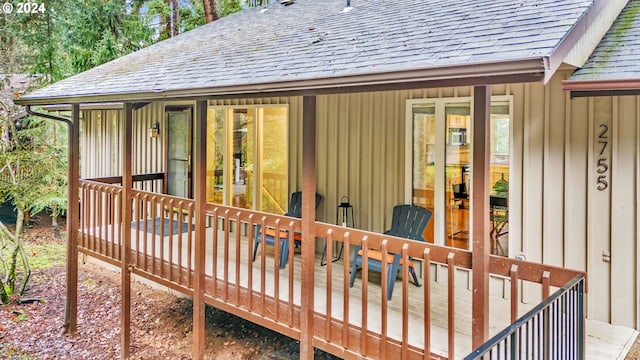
[0,218,339,359]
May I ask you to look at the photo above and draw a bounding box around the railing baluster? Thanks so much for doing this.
[361,236,369,354]
[510,265,519,323]
[151,197,157,274]
[259,216,266,316]
[380,240,388,358]
[92,183,98,252]
[287,220,294,326]
[342,233,353,350]
[247,214,254,312]
[159,198,165,277]
[235,211,241,305]
[273,219,280,322]
[324,229,333,343]
[99,187,104,254]
[401,244,409,360]
[142,194,148,271]
[542,271,550,360]
[212,208,220,298]
[187,203,193,287]
[447,252,455,360]
[423,249,431,360]
[223,210,230,302]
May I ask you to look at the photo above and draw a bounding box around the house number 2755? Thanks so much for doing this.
[596,124,609,191]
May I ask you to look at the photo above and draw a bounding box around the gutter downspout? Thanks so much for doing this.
[26,105,80,333]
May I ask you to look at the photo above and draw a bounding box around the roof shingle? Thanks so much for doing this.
[21,0,596,103]
[570,0,640,81]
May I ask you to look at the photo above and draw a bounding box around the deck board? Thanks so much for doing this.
[80,225,637,359]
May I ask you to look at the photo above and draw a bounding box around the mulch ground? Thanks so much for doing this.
[0,221,339,359]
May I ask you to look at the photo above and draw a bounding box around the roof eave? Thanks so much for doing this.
[15,58,546,106]
[544,0,616,84]
[563,78,640,97]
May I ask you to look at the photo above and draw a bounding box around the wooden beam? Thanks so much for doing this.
[300,95,317,360]
[64,104,80,333]
[121,102,133,359]
[192,100,208,359]
[471,85,491,349]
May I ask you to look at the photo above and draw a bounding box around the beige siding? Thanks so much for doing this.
[79,72,640,329]
[311,74,639,328]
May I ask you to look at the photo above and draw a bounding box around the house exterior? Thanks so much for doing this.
[15,0,640,358]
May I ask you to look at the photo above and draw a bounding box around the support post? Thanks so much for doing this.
[64,104,80,332]
[120,102,133,359]
[300,95,317,360]
[192,100,208,359]
[471,85,491,349]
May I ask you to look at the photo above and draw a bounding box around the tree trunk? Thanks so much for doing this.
[0,277,8,304]
[52,213,60,239]
[171,0,179,37]
[7,209,25,292]
[203,0,218,23]
[161,0,171,39]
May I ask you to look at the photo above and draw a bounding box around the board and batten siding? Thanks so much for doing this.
[79,71,639,329]
[312,71,638,328]
[81,102,165,182]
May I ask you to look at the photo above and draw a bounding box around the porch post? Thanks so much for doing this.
[120,102,133,359]
[64,104,80,332]
[471,86,491,349]
[300,95,317,360]
[192,100,208,359]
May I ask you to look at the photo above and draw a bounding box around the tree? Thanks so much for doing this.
[63,0,154,74]
[0,107,66,303]
[203,0,219,23]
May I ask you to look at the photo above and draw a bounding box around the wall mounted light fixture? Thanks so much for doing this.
[149,122,160,138]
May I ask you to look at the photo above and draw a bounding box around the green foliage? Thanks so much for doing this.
[220,0,243,17]
[65,0,154,74]
[23,240,66,271]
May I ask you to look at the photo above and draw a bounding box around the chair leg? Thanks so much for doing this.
[387,264,401,300]
[252,238,259,262]
[279,238,288,269]
[349,260,359,287]
[409,265,421,287]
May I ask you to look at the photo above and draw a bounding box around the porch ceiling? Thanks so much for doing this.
[564,0,640,96]
[17,0,605,105]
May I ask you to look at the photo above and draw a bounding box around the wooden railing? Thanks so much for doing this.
[86,172,164,193]
[76,182,586,359]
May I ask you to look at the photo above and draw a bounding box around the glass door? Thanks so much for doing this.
[411,104,436,242]
[444,102,471,248]
[166,108,192,199]
[206,105,289,214]
[409,97,511,254]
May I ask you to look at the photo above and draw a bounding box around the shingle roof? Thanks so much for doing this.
[19,0,597,104]
[569,0,640,81]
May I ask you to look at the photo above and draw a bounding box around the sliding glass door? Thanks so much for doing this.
[206,105,288,214]
[409,97,511,254]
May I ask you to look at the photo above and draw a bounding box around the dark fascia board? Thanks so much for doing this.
[563,78,640,97]
[15,58,546,106]
[570,89,640,98]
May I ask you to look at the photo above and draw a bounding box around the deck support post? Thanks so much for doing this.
[300,95,317,360]
[120,102,134,359]
[192,100,208,360]
[471,85,491,349]
[64,104,80,333]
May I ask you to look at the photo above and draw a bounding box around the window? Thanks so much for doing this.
[408,97,511,254]
[206,106,289,214]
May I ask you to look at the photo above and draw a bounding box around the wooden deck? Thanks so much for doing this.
[79,223,637,359]
[77,181,603,359]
